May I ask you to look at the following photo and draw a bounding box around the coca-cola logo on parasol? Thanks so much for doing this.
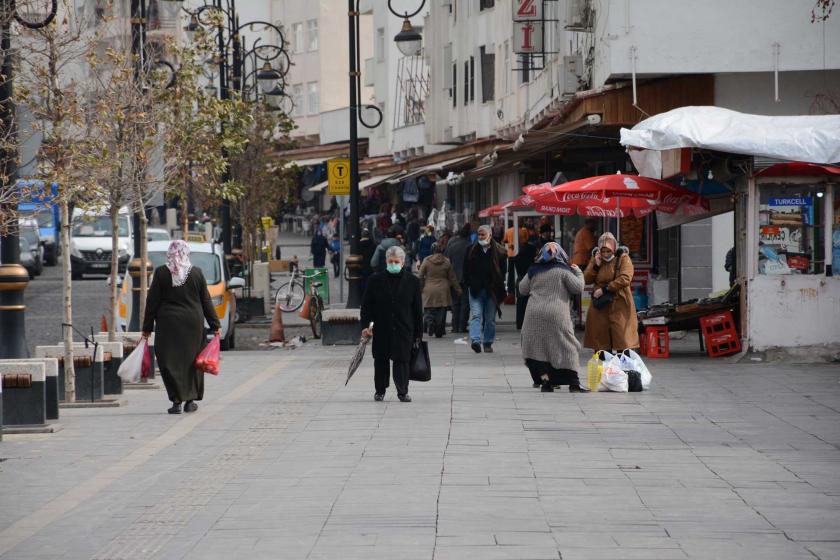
[584,206,625,218]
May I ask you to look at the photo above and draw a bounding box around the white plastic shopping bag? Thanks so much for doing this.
[599,355,629,392]
[620,349,652,390]
[117,339,147,383]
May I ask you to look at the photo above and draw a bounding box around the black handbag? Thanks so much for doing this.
[591,290,615,309]
[409,340,431,382]
[626,370,643,392]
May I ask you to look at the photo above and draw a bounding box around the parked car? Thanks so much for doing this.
[70,206,132,279]
[19,237,38,278]
[18,219,44,276]
[17,180,60,266]
[118,241,245,350]
[147,228,171,242]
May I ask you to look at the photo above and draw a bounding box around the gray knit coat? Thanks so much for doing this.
[519,265,585,370]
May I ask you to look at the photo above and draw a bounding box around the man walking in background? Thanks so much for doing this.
[463,225,506,353]
[445,224,472,333]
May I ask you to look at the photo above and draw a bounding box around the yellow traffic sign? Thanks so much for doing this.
[327,158,351,196]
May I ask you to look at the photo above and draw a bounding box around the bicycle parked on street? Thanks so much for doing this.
[274,267,324,339]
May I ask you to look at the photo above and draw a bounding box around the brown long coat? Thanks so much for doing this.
[583,252,639,351]
[418,253,462,308]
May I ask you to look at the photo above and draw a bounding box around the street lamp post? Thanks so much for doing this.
[182,0,289,257]
[344,1,423,308]
[0,0,58,358]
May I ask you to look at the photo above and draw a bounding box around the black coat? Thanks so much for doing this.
[463,241,507,299]
[360,269,423,362]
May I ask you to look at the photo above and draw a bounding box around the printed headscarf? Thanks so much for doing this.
[528,241,571,278]
[166,240,192,287]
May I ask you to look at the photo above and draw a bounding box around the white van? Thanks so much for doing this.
[70,206,133,279]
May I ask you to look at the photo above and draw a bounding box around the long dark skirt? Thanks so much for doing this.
[525,359,581,387]
[156,308,206,403]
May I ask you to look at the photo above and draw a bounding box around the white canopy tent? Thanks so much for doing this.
[620,106,840,165]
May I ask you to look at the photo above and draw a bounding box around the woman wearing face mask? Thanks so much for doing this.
[360,246,423,402]
[519,242,588,392]
[583,232,639,353]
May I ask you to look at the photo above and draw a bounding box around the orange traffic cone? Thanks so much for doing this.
[298,294,312,320]
[101,315,108,332]
[269,303,286,343]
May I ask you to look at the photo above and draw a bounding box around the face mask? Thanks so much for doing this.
[602,253,615,262]
[386,263,402,274]
[478,238,490,247]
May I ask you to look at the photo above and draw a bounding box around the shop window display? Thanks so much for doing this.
[758,185,825,275]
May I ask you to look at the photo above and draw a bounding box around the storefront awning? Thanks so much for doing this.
[309,174,397,193]
[755,162,840,178]
[620,107,840,165]
[308,180,328,192]
[388,155,477,183]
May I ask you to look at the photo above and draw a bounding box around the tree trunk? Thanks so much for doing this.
[60,199,76,402]
[139,209,148,323]
[109,205,119,343]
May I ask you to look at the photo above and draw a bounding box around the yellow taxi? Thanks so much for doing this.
[118,241,245,349]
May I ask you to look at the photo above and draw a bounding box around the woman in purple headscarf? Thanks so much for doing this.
[518,242,588,393]
[142,240,221,414]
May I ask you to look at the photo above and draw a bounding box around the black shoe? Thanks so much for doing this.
[569,385,591,393]
[483,344,493,353]
[540,381,554,393]
[398,394,412,402]
[374,393,385,402]
[471,341,482,353]
[184,401,198,412]
[167,402,182,414]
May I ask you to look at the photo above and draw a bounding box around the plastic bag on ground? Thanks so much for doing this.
[586,351,613,391]
[620,349,652,390]
[118,339,148,383]
[194,334,221,375]
[599,355,629,392]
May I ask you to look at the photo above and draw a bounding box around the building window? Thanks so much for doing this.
[291,84,304,117]
[480,46,494,102]
[376,28,385,61]
[463,60,469,105]
[452,63,457,107]
[519,54,531,85]
[469,56,475,103]
[757,185,826,275]
[307,19,318,51]
[480,0,495,9]
[291,22,304,54]
[307,82,319,114]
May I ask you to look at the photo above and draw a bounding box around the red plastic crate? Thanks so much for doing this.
[644,326,669,358]
[699,311,741,358]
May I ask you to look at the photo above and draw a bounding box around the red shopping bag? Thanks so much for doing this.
[141,340,152,379]
[194,334,221,375]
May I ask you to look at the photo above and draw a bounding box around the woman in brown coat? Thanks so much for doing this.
[418,243,462,337]
[583,232,640,352]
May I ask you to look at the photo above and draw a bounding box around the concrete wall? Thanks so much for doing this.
[591,0,840,86]
[748,275,840,351]
[715,70,840,116]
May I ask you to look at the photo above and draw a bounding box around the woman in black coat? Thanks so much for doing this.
[360,245,423,402]
[143,240,220,415]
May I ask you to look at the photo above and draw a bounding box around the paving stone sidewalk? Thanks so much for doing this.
[1,326,839,560]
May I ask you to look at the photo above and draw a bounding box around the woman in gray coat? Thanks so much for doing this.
[518,242,588,393]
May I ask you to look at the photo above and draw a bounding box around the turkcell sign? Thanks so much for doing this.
[513,0,543,55]
[769,197,812,207]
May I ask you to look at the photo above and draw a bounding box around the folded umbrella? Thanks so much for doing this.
[346,322,373,386]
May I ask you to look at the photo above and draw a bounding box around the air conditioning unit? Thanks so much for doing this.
[566,0,593,31]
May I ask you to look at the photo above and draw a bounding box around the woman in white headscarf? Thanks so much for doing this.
[583,232,639,353]
[142,240,221,414]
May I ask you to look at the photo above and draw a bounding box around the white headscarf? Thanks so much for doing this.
[166,240,192,287]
